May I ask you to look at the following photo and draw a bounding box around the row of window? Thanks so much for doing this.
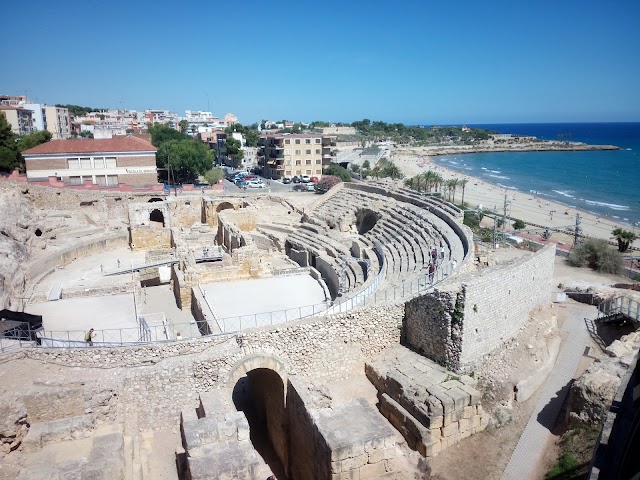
[67,157,117,169]
[284,149,322,155]
[289,159,322,165]
[284,170,321,175]
[68,175,119,186]
[283,138,322,145]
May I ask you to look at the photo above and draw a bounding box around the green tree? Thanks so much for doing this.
[612,228,638,252]
[362,160,371,170]
[460,179,469,207]
[179,120,189,134]
[324,164,351,182]
[79,130,94,138]
[0,115,20,171]
[350,163,360,173]
[371,166,381,180]
[17,130,52,152]
[568,238,622,274]
[149,123,189,147]
[381,162,402,179]
[203,167,224,185]
[158,139,215,183]
[224,137,244,168]
[512,219,526,230]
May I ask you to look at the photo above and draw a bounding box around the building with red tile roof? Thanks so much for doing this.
[22,136,159,187]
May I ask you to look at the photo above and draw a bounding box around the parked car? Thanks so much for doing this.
[292,176,301,183]
[300,175,311,183]
[282,177,292,184]
[310,176,319,183]
[237,180,249,189]
[247,180,266,189]
[293,183,316,192]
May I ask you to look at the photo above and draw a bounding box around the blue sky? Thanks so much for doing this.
[2,0,639,124]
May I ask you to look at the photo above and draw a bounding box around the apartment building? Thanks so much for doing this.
[0,106,34,135]
[258,134,336,179]
[22,136,158,187]
[44,105,71,139]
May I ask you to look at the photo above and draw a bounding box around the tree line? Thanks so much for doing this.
[0,115,52,172]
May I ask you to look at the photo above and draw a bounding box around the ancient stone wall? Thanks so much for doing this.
[167,198,203,226]
[459,244,555,364]
[129,225,172,250]
[27,232,128,283]
[171,264,191,310]
[405,245,555,369]
[315,256,340,300]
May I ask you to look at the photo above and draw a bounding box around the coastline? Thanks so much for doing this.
[391,146,638,253]
[399,141,620,157]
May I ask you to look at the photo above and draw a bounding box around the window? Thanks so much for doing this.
[306,159,312,165]
[284,149,291,155]
[94,157,105,168]
[285,139,290,144]
[295,160,301,165]
[295,149,301,155]
[295,139,301,144]
[69,176,82,185]
[286,160,291,166]
[285,171,291,176]
[80,157,91,169]
[107,175,118,186]
[67,158,79,169]
[105,157,116,168]
[315,149,321,154]
[96,175,108,186]
[315,169,322,174]
[315,138,321,144]
[305,139,311,144]
[304,149,310,155]
[296,169,302,175]
[316,159,321,164]
[306,169,312,174]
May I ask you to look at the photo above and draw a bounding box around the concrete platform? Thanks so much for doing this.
[201,274,327,331]
[26,294,137,342]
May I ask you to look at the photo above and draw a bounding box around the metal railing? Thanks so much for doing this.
[3,253,456,352]
[598,296,640,323]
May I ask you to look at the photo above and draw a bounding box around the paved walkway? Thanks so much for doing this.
[502,302,594,480]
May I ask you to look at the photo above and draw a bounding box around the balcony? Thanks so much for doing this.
[269,151,285,159]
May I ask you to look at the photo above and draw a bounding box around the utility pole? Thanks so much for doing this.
[493,212,498,248]
[501,194,508,238]
[574,213,582,246]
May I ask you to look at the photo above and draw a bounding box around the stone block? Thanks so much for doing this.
[364,437,385,453]
[476,404,484,415]
[338,453,369,472]
[460,428,472,440]
[331,443,366,462]
[368,448,385,464]
[472,415,481,429]
[458,384,482,406]
[458,418,471,434]
[359,461,386,479]
[382,447,396,459]
[463,406,475,419]
[426,385,454,416]
[422,439,442,457]
[445,387,470,411]
[332,470,361,480]
[442,422,458,438]
[459,374,478,387]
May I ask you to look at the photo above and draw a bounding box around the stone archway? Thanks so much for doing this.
[149,209,165,227]
[216,201,235,213]
[228,354,290,478]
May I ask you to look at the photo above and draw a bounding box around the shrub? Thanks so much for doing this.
[315,175,342,193]
[567,239,622,274]
[203,167,224,185]
[324,164,351,182]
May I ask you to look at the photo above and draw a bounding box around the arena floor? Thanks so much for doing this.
[201,274,328,332]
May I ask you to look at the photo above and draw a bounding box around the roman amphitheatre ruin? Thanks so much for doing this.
[0,178,639,480]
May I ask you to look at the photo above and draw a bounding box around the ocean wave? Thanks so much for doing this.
[584,200,630,211]
[490,170,501,174]
[449,161,459,165]
[552,190,575,199]
[487,174,510,180]
[481,167,487,170]
[497,183,518,190]
[529,190,551,197]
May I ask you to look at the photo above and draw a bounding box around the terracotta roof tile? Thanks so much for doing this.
[22,136,157,155]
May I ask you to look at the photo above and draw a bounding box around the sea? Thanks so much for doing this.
[432,122,640,227]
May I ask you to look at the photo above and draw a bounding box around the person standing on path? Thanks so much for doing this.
[428,263,436,283]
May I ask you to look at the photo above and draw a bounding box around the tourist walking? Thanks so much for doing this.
[428,263,436,283]
[452,259,457,272]
[85,328,96,346]
[439,243,445,260]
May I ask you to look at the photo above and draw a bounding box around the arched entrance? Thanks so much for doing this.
[216,201,234,213]
[228,355,289,478]
[149,209,165,227]
[148,197,163,203]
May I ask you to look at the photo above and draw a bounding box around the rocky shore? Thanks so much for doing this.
[412,142,620,157]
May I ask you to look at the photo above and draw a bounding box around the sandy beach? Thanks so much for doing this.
[389,147,638,253]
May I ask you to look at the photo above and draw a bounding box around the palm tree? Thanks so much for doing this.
[612,228,638,252]
[371,166,381,180]
[432,173,444,194]
[460,179,469,207]
[404,177,415,189]
[448,178,460,203]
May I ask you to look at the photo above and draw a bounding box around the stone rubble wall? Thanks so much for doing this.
[404,245,555,369]
[459,244,556,364]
